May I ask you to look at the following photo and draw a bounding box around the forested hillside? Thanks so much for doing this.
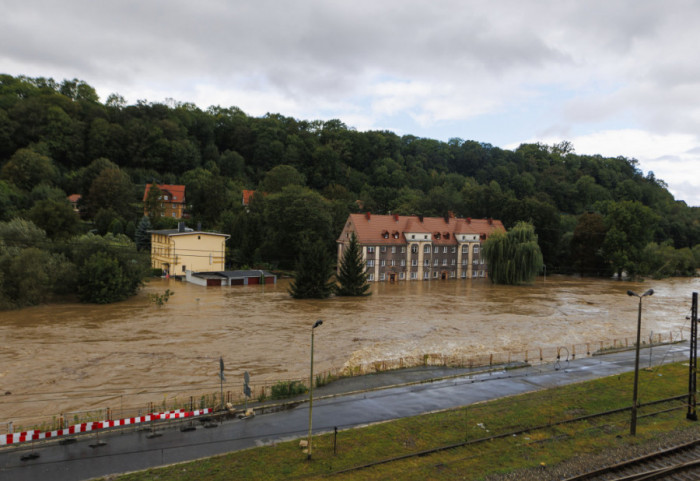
[0,74,697,307]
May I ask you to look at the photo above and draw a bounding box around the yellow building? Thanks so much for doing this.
[150,226,229,276]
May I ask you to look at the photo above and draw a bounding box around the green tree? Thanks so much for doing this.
[288,240,335,299]
[571,212,607,276]
[483,221,543,285]
[135,216,153,251]
[0,148,60,191]
[84,167,135,219]
[28,199,81,240]
[335,233,371,296]
[71,233,148,303]
[144,183,164,219]
[600,200,657,279]
[261,164,305,193]
[77,251,130,303]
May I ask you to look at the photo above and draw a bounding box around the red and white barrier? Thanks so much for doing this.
[0,408,212,446]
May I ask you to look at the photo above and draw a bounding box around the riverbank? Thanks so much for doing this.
[101,361,697,481]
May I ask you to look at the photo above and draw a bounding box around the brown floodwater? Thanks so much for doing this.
[1,275,698,426]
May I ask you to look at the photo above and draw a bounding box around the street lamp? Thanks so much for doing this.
[628,288,654,436]
[307,319,323,460]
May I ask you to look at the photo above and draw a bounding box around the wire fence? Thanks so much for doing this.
[0,329,688,436]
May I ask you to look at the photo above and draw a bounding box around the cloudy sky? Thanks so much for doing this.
[3,0,699,205]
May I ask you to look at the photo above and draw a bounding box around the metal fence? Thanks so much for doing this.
[0,329,687,436]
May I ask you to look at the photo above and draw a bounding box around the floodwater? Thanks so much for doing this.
[1,275,698,425]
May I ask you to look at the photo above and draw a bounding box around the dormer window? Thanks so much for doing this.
[164,195,169,201]
[444,233,450,239]
[434,232,441,239]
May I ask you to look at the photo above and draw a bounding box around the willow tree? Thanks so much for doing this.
[483,221,543,285]
[335,232,371,296]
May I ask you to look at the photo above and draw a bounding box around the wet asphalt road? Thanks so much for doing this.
[0,342,694,481]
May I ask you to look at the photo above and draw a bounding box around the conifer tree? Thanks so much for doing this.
[288,240,335,299]
[335,232,371,296]
[483,221,543,285]
[134,215,152,251]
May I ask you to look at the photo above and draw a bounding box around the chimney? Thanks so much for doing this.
[393,213,399,222]
[418,215,424,222]
[365,212,371,220]
[488,218,493,225]
[466,217,471,224]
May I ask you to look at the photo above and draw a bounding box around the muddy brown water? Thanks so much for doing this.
[1,275,698,426]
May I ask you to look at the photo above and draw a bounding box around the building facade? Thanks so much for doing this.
[150,226,229,276]
[143,184,187,219]
[336,213,505,282]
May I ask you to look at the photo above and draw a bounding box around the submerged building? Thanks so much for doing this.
[336,213,505,282]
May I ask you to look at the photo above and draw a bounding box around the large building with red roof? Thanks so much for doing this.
[337,213,505,282]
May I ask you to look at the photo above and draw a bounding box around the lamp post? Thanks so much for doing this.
[308,319,323,460]
[628,288,653,436]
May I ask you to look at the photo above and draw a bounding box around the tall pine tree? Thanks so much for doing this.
[288,240,335,299]
[335,232,371,296]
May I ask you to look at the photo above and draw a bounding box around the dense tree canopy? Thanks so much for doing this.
[0,73,696,308]
[483,221,544,285]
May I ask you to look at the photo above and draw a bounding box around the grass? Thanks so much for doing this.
[105,362,698,481]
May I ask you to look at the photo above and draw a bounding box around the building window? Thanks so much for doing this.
[401,246,406,253]
[411,259,417,266]
[410,272,417,279]
[442,259,448,266]
[391,246,396,254]
[411,245,418,254]
[451,246,456,253]
[473,270,478,277]
[367,246,375,254]
[424,259,430,266]
[209,254,212,265]
[411,235,415,239]
[451,271,456,278]
[423,271,429,279]
[462,259,467,265]
[434,246,439,254]
[164,195,169,200]
[380,273,386,281]
[401,259,406,266]
[380,259,386,267]
[424,245,430,253]
[434,258,438,266]
[400,272,405,280]
[443,246,448,253]
[461,271,467,278]
[367,259,375,267]
[368,273,374,281]
[433,271,438,278]
[480,270,485,277]
[391,259,395,267]
[473,259,479,265]
[182,265,186,272]
[381,246,386,253]
[462,245,468,253]
[451,259,456,265]
[474,245,480,253]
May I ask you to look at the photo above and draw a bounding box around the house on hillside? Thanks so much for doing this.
[143,183,187,219]
[336,213,505,282]
[67,194,81,214]
[150,223,229,277]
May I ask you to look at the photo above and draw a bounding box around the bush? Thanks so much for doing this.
[270,381,307,400]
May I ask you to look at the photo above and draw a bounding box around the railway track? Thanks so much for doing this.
[563,439,700,480]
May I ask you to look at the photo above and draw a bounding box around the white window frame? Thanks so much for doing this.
[424,245,431,253]
[367,259,375,267]
[410,272,417,279]
[380,273,386,281]
[434,246,439,254]
[411,259,417,266]
[423,271,429,279]
[367,246,375,254]
[368,273,374,281]
[473,245,480,253]
[391,246,396,254]
[381,246,386,253]
[399,272,405,280]
[443,246,448,253]
[400,259,406,267]
[462,245,468,253]
[442,259,448,266]
[424,259,430,266]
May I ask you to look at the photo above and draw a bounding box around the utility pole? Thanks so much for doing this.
[687,292,698,421]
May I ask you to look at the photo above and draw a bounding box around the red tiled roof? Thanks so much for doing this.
[339,213,505,245]
[242,189,256,206]
[143,184,186,203]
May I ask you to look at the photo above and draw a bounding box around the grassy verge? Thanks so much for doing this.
[106,362,698,481]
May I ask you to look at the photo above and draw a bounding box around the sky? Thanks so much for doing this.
[2,0,699,206]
